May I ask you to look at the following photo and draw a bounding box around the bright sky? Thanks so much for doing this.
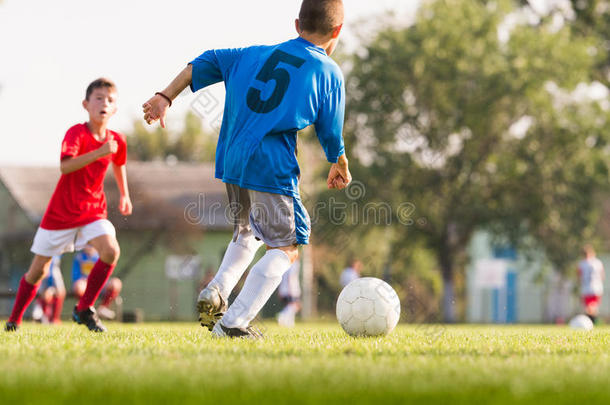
[0,0,417,166]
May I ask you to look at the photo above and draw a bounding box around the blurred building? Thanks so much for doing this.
[0,163,234,321]
[466,231,610,323]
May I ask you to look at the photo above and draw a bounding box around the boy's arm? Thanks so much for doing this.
[144,48,244,128]
[315,83,351,190]
[60,140,117,174]
[112,163,132,216]
[327,154,351,190]
[143,65,193,128]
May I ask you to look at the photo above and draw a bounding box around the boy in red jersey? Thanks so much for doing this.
[4,78,132,333]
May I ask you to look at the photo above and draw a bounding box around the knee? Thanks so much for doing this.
[73,279,86,298]
[99,243,120,265]
[56,286,66,299]
[42,288,54,302]
[236,232,263,252]
[108,277,122,293]
[281,246,299,264]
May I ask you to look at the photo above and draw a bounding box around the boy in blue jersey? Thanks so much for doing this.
[32,255,66,324]
[143,0,351,338]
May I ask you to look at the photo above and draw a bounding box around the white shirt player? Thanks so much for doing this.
[578,257,605,297]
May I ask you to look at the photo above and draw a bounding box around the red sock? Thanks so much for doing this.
[101,287,120,307]
[9,277,40,324]
[42,298,52,320]
[37,297,47,316]
[51,295,64,323]
[76,260,115,311]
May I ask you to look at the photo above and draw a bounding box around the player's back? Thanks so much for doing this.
[226,38,341,140]
[191,37,345,197]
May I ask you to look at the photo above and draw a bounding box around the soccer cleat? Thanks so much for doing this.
[4,322,19,332]
[197,285,227,331]
[72,306,107,332]
[211,321,264,339]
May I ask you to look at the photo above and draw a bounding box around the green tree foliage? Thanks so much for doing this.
[518,0,610,84]
[335,0,609,321]
[127,111,216,162]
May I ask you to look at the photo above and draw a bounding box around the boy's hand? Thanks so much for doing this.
[119,195,133,216]
[99,140,118,157]
[327,154,352,190]
[142,95,170,128]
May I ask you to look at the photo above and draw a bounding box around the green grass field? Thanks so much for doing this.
[1,322,609,404]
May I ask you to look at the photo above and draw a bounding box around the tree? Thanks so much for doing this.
[341,0,607,321]
[127,111,216,162]
[517,0,610,85]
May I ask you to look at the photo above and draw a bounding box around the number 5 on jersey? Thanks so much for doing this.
[247,50,306,114]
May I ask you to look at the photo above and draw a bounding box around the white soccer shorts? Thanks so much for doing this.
[30,219,116,257]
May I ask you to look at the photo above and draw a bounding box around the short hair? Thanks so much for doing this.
[582,244,596,256]
[299,0,344,35]
[85,78,116,100]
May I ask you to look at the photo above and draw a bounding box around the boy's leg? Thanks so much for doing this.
[51,283,66,324]
[7,255,53,327]
[219,245,296,330]
[197,184,263,330]
[205,184,263,300]
[206,233,263,301]
[98,278,122,320]
[72,279,87,299]
[76,234,120,312]
[51,292,65,324]
[100,277,122,307]
[215,188,309,334]
[41,287,55,322]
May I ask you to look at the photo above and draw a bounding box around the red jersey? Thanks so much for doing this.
[40,123,127,230]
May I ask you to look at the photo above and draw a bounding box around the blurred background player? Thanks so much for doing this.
[142,0,350,338]
[4,78,132,333]
[577,245,605,324]
[340,259,362,288]
[72,245,123,320]
[31,255,66,324]
[277,261,301,327]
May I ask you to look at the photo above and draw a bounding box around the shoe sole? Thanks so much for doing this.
[197,300,222,331]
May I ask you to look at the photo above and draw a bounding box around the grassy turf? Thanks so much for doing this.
[1,322,609,404]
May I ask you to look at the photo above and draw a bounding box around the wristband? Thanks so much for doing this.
[155,92,172,107]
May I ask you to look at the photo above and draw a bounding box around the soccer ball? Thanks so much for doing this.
[569,314,594,331]
[336,277,400,337]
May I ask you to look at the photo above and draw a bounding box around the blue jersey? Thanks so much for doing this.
[190,37,345,197]
[72,251,99,282]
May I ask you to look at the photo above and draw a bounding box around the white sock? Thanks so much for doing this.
[207,234,263,301]
[222,249,292,328]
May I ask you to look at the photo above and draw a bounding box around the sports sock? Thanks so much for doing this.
[51,295,64,323]
[76,260,115,311]
[37,297,49,319]
[101,287,120,307]
[8,276,40,324]
[222,249,292,328]
[207,234,263,301]
[42,298,52,320]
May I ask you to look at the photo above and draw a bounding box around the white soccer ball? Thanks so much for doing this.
[336,277,401,337]
[569,314,594,331]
